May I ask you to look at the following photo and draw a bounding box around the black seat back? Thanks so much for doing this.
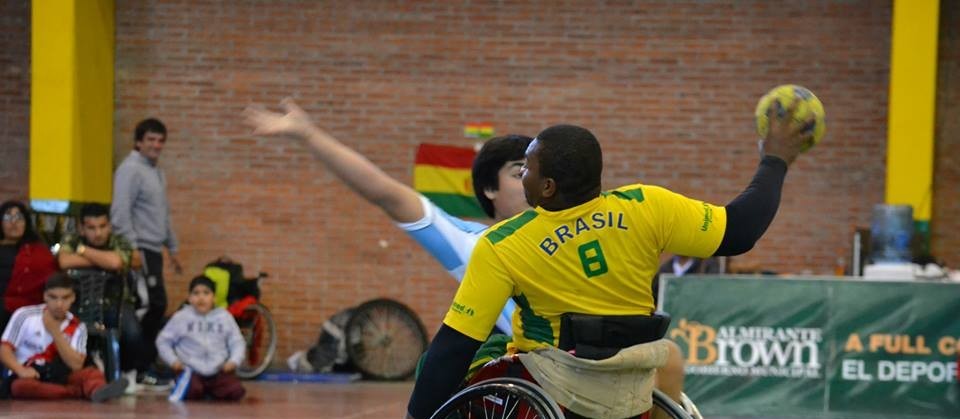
[66,268,124,334]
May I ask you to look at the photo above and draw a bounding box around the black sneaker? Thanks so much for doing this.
[91,377,129,402]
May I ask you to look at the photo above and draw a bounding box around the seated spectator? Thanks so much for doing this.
[0,272,127,402]
[0,200,57,333]
[57,203,133,272]
[57,203,145,392]
[159,276,246,401]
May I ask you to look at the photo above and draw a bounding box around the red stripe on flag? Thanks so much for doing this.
[415,143,476,169]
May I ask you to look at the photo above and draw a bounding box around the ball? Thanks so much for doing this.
[755,85,826,152]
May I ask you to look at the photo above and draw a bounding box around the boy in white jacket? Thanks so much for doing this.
[157,276,246,401]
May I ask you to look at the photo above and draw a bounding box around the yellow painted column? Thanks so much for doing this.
[886,0,940,254]
[30,0,114,213]
[886,0,939,223]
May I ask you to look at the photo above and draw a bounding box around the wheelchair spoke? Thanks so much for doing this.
[501,393,519,419]
[520,401,533,419]
[483,396,494,419]
[374,307,391,334]
[430,378,575,419]
[361,310,384,336]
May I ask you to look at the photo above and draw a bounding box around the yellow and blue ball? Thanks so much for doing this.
[755,85,826,152]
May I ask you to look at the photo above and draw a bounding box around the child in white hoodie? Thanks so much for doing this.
[157,276,246,401]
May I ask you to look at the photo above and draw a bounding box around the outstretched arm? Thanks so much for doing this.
[243,99,425,223]
[714,100,815,256]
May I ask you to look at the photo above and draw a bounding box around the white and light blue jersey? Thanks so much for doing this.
[398,195,517,336]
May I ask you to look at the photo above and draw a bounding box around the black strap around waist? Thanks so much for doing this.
[558,312,671,360]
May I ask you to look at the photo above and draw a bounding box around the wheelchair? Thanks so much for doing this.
[203,257,277,379]
[66,268,128,383]
[430,313,700,419]
[231,285,276,379]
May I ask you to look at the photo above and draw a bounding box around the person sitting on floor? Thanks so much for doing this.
[158,275,246,401]
[0,272,127,402]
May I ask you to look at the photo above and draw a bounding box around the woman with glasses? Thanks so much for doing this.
[0,201,57,332]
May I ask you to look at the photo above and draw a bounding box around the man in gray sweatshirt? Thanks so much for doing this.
[158,276,246,401]
[111,118,183,383]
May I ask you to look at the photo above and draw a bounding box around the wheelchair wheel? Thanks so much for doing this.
[433,380,692,419]
[236,303,277,379]
[345,298,428,380]
[430,377,564,419]
[679,392,703,419]
[651,388,695,419]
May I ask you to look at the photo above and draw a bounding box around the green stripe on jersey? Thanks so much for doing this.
[610,188,645,203]
[515,294,554,345]
[486,210,538,245]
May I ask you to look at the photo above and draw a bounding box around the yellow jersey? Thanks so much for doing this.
[443,183,727,352]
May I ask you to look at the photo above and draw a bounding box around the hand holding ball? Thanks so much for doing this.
[755,85,826,153]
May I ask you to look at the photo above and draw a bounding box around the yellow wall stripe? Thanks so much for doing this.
[75,0,115,204]
[886,0,939,221]
[30,1,76,202]
[30,0,114,206]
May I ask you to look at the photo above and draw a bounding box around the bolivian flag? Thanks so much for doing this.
[414,143,486,218]
[464,123,495,139]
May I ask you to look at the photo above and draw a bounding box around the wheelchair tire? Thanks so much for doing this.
[236,303,277,379]
[431,378,693,419]
[651,388,695,419]
[680,392,703,419]
[430,377,564,419]
[344,298,428,380]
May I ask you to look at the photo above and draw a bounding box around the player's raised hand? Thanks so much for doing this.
[243,97,316,138]
[761,100,815,166]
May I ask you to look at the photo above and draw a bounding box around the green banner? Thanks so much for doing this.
[661,276,959,418]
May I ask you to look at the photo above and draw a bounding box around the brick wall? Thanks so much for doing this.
[111,0,893,359]
[7,1,957,363]
[0,0,30,201]
[933,2,959,268]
